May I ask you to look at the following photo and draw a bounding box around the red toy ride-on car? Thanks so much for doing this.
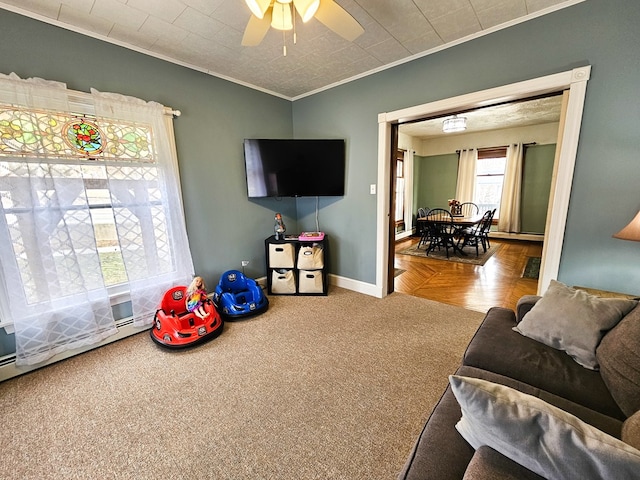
[150,285,224,348]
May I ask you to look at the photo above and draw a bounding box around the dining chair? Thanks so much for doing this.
[417,208,432,247]
[423,208,456,258]
[459,202,479,217]
[416,207,429,240]
[478,208,496,251]
[458,209,494,256]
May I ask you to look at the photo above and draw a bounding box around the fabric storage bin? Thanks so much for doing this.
[271,269,296,294]
[268,243,295,268]
[297,244,324,269]
[298,270,324,294]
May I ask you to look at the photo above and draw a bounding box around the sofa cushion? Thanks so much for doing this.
[454,366,623,437]
[515,295,541,322]
[463,307,625,419]
[597,303,640,417]
[622,410,640,451]
[450,375,640,480]
[462,446,544,480]
[397,366,623,480]
[512,280,637,370]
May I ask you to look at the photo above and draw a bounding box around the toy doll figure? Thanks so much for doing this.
[274,212,286,240]
[186,276,210,319]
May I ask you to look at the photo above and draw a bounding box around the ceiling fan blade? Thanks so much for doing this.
[314,0,364,42]
[242,9,273,46]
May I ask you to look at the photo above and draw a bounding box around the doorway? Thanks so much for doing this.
[375,66,591,298]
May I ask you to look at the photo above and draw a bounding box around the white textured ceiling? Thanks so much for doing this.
[400,94,564,139]
[0,0,581,100]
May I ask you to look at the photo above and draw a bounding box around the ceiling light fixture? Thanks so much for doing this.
[442,115,467,133]
[242,0,363,56]
[293,0,321,22]
[246,0,272,19]
[271,1,293,31]
[251,0,319,55]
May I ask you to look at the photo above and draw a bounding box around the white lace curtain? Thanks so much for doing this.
[498,143,524,233]
[91,89,194,328]
[0,73,194,365]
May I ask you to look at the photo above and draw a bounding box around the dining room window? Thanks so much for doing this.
[475,148,507,217]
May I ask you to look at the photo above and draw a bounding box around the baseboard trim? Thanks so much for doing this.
[395,230,415,241]
[329,274,381,297]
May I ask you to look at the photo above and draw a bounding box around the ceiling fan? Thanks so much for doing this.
[242,0,364,50]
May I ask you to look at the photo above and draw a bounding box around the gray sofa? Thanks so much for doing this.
[398,291,640,480]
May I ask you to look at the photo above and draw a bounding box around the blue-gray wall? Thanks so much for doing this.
[0,0,639,301]
[292,0,640,295]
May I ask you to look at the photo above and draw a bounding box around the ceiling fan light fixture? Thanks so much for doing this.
[242,0,363,54]
[443,115,467,133]
[271,1,293,31]
[245,0,271,19]
[293,0,320,22]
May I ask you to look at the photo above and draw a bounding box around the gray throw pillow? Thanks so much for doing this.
[450,375,640,480]
[597,304,640,417]
[512,280,638,369]
[623,411,640,451]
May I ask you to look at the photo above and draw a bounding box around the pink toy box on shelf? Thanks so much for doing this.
[298,231,325,241]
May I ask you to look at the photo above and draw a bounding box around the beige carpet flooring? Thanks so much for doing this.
[0,287,485,480]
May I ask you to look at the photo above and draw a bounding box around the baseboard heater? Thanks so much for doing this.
[489,232,544,242]
[0,317,148,383]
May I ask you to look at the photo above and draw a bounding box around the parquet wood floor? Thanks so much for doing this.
[393,237,543,313]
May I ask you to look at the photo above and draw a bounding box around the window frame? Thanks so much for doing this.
[475,147,507,220]
[0,90,178,330]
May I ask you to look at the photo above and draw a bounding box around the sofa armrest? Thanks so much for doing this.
[462,446,544,480]
[515,295,541,323]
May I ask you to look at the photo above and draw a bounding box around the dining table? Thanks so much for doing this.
[416,213,483,229]
[416,213,484,256]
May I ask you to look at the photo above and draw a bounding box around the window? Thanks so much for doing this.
[0,109,157,289]
[0,74,194,365]
[475,148,507,217]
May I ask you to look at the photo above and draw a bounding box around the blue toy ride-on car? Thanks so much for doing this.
[213,270,269,319]
[150,285,224,348]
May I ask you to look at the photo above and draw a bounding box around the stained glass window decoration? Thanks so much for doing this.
[0,105,155,162]
[63,118,104,155]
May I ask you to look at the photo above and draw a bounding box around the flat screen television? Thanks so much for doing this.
[243,139,345,198]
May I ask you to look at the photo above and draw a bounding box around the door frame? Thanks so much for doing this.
[375,66,591,298]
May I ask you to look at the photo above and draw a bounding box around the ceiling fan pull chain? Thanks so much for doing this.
[293,3,297,44]
[283,29,287,56]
